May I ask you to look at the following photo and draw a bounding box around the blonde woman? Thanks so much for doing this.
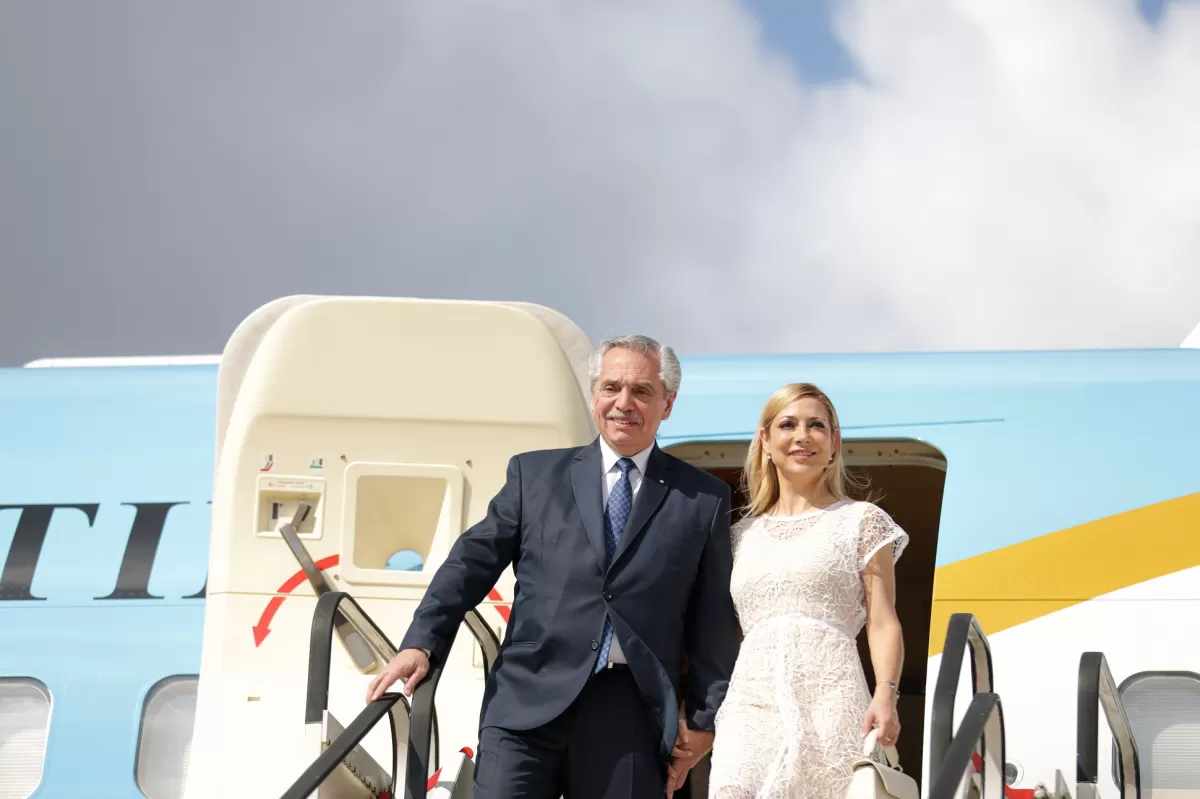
[706,383,907,798]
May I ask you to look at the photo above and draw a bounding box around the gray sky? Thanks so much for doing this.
[2,1,1197,366]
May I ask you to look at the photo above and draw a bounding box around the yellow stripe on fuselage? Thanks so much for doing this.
[928,491,1200,657]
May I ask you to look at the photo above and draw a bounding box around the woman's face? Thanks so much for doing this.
[761,397,840,487]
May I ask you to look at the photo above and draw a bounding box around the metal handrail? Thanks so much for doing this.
[302,591,401,725]
[930,613,995,778]
[288,590,440,799]
[278,504,379,672]
[1077,652,1141,799]
[928,692,1006,799]
[300,587,446,796]
[279,692,409,799]
[406,656,443,798]
[285,589,502,799]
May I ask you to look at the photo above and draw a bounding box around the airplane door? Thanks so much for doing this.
[183,296,597,799]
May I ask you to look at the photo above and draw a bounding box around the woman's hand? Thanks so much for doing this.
[861,685,901,748]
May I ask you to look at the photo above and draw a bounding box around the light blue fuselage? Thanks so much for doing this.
[3,347,1199,797]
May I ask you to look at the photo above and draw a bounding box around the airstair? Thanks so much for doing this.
[274,583,496,798]
[264,501,498,798]
[925,613,1144,799]
[273,605,1153,798]
[274,607,1153,799]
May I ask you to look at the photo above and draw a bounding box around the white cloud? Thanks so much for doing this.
[1,0,1197,361]
[689,0,1200,352]
[741,0,1200,351]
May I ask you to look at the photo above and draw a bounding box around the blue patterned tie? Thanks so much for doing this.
[593,457,634,674]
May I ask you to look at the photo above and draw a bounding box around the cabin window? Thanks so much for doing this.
[135,675,197,799]
[338,461,465,588]
[0,677,51,799]
[1112,671,1200,792]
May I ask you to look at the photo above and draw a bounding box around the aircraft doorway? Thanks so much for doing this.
[664,438,946,794]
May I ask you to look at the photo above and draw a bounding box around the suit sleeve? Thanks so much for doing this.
[682,484,738,732]
[398,454,523,664]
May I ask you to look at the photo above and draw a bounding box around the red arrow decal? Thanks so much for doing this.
[252,597,284,646]
[252,554,340,646]
[486,587,511,623]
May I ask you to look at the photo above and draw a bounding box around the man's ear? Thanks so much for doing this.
[662,391,676,420]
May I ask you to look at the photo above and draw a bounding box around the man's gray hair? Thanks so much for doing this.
[588,334,682,395]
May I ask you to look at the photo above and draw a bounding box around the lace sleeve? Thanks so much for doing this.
[857,503,908,571]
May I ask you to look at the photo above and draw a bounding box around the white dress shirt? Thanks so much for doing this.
[597,437,654,664]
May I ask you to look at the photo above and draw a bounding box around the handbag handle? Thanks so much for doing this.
[862,728,901,768]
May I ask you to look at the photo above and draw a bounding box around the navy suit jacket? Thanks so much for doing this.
[399,437,739,761]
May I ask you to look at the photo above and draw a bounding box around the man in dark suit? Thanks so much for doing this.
[366,334,739,798]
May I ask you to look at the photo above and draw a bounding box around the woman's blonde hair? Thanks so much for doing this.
[741,382,858,517]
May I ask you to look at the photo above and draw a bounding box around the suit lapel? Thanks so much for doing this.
[612,444,673,565]
[571,440,608,572]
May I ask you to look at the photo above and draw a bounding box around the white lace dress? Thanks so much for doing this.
[708,500,908,799]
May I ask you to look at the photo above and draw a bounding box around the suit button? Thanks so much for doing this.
[591,640,599,650]
[603,592,613,601]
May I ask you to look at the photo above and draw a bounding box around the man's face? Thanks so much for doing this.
[590,347,675,456]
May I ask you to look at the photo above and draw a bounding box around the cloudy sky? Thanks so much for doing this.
[1,0,1196,366]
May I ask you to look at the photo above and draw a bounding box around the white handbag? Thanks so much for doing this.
[844,729,920,799]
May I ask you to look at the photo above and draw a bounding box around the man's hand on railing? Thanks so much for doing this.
[366,648,430,702]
